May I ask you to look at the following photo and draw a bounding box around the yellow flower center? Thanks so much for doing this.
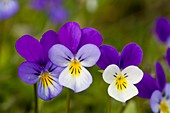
[69,60,82,76]
[40,72,53,88]
[159,99,170,113]
[115,74,128,91]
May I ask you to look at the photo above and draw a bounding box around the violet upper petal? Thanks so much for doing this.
[136,73,159,99]
[97,45,119,70]
[58,22,81,54]
[15,35,44,64]
[40,30,59,63]
[166,48,170,67]
[119,43,143,69]
[78,28,103,48]
[155,17,170,43]
[165,83,170,98]
[18,62,41,84]
[155,62,166,91]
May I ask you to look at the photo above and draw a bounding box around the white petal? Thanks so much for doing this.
[102,64,120,84]
[59,66,76,91]
[122,66,143,84]
[49,44,74,67]
[75,67,92,93]
[59,66,92,93]
[108,81,138,103]
[75,44,101,67]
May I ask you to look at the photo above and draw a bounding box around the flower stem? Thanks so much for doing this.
[34,84,38,113]
[107,96,111,113]
[119,102,127,113]
[66,89,71,113]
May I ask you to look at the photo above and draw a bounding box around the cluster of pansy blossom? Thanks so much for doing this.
[31,0,68,24]
[15,22,103,100]
[16,20,170,112]
[0,0,19,20]
[97,43,144,103]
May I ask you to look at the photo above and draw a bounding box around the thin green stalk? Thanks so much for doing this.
[119,102,127,113]
[107,96,112,113]
[66,89,71,113]
[34,84,38,113]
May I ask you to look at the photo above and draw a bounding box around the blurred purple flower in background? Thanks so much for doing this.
[31,0,68,24]
[155,17,170,46]
[15,30,63,100]
[0,0,19,20]
[49,22,103,93]
[97,43,143,102]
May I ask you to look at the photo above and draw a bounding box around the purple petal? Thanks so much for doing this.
[136,73,159,99]
[78,28,103,48]
[166,48,170,67]
[75,44,101,67]
[48,6,68,25]
[15,35,44,64]
[119,43,143,69]
[155,62,166,91]
[37,76,63,100]
[40,30,59,63]
[155,17,170,43]
[18,62,41,84]
[97,45,119,70]
[150,90,162,113]
[48,44,74,67]
[0,0,19,20]
[58,22,81,54]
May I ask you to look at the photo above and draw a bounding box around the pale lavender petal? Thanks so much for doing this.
[155,62,166,91]
[48,6,68,25]
[166,48,170,67]
[45,61,64,78]
[165,83,170,99]
[97,45,119,70]
[15,35,44,64]
[78,28,103,48]
[58,22,81,54]
[37,76,63,100]
[119,43,143,69]
[18,62,41,84]
[40,30,59,63]
[75,44,101,67]
[0,0,19,20]
[150,90,162,113]
[48,44,74,67]
[136,74,159,98]
[155,17,170,43]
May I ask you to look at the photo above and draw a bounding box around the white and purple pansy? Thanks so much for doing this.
[97,43,144,103]
[49,22,103,93]
[0,0,19,20]
[15,30,63,100]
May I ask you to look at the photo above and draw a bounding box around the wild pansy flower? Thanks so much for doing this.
[136,62,166,99]
[15,30,63,100]
[97,43,143,103]
[48,22,103,93]
[31,0,68,24]
[150,84,170,113]
[0,0,19,20]
[155,17,170,46]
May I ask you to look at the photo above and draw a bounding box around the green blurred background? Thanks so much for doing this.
[0,0,170,113]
